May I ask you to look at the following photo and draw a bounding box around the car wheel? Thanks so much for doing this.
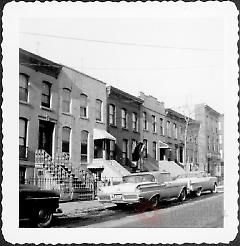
[195,188,202,197]
[149,196,159,210]
[178,188,186,202]
[35,208,53,228]
[211,183,217,193]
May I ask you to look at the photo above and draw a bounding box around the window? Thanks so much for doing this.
[152,115,156,133]
[96,99,102,121]
[19,73,29,102]
[80,94,88,117]
[143,112,147,130]
[152,141,157,160]
[19,118,27,158]
[41,81,51,108]
[121,108,128,128]
[122,139,128,164]
[110,140,115,160]
[62,127,71,154]
[167,121,171,137]
[143,139,148,158]
[109,104,116,125]
[159,118,164,135]
[173,123,177,139]
[62,88,71,113]
[132,113,138,131]
[131,139,137,154]
[81,130,89,163]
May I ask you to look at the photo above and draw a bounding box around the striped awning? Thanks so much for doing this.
[93,128,116,141]
[159,140,171,149]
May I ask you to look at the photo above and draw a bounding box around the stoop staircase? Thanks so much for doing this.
[35,150,95,201]
[92,158,130,184]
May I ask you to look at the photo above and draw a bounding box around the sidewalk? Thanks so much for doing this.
[56,199,115,218]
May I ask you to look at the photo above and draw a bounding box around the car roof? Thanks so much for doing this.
[123,171,170,177]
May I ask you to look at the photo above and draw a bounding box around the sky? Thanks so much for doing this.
[19,7,225,115]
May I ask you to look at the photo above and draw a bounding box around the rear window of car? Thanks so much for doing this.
[122,174,155,183]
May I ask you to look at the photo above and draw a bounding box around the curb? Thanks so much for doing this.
[56,203,116,219]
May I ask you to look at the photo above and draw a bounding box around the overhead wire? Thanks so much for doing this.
[20,31,222,52]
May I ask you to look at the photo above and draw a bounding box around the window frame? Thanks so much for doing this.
[132,112,138,132]
[19,73,29,102]
[81,130,89,163]
[19,117,28,158]
[62,126,71,154]
[109,104,116,125]
[152,141,157,160]
[96,99,103,122]
[122,139,128,164]
[80,93,88,118]
[121,108,128,129]
[62,88,71,113]
[143,139,148,158]
[143,112,148,130]
[41,81,52,108]
[152,115,156,133]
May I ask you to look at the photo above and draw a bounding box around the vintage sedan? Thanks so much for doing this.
[174,171,218,197]
[19,184,61,227]
[97,171,189,209]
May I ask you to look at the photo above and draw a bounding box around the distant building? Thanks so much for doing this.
[219,114,224,179]
[138,92,166,171]
[106,86,143,172]
[165,108,199,171]
[194,104,221,176]
[19,48,62,183]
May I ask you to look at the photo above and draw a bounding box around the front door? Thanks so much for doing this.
[38,120,54,155]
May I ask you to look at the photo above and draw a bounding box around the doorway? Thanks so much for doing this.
[38,120,54,155]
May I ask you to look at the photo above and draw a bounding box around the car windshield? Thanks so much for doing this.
[122,174,155,183]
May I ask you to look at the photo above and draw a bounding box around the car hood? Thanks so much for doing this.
[100,182,151,193]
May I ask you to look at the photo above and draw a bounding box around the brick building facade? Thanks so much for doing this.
[138,92,166,171]
[165,109,200,171]
[106,86,143,172]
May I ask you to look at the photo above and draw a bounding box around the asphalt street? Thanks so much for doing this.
[53,192,223,228]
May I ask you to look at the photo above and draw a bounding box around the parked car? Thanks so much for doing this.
[97,171,189,209]
[19,184,61,227]
[173,171,218,197]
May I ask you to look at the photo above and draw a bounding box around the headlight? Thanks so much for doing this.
[135,185,141,192]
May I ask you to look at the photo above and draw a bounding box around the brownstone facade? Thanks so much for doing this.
[19,48,62,182]
[106,86,143,172]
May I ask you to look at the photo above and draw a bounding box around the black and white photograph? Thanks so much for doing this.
[2,1,239,244]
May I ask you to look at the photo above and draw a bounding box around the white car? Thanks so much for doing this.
[97,171,189,209]
[174,171,218,197]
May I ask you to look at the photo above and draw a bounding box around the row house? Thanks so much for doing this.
[194,104,221,177]
[19,49,119,185]
[138,92,166,172]
[165,109,200,171]
[19,48,62,183]
[106,86,143,173]
[57,66,111,172]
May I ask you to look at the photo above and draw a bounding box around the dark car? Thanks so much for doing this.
[19,184,61,227]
